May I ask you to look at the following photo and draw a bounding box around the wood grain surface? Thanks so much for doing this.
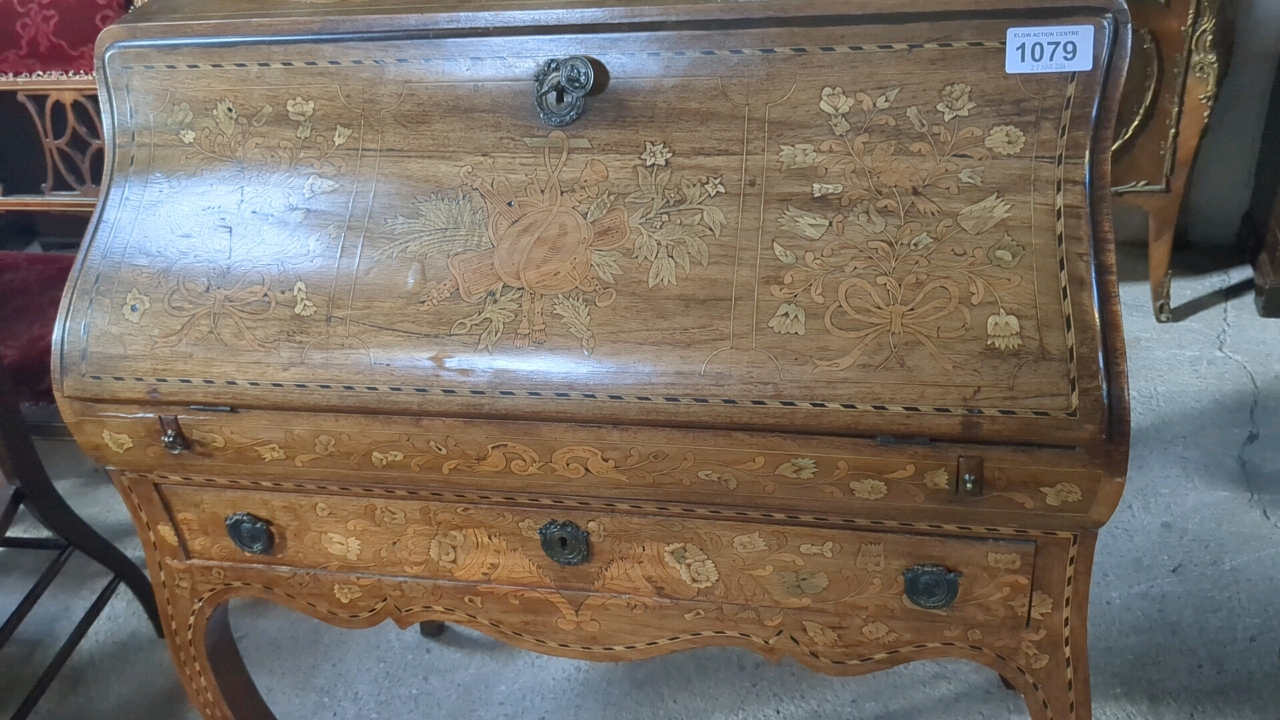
[67,401,1121,530]
[53,1,1131,718]
[119,470,1101,720]
[158,483,1039,628]
[56,6,1129,447]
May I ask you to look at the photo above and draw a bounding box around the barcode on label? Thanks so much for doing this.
[1005,25,1094,74]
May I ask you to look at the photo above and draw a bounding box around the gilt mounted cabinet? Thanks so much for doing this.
[55,1,1131,718]
[1111,0,1231,321]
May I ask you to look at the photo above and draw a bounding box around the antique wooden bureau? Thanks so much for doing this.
[53,0,1132,717]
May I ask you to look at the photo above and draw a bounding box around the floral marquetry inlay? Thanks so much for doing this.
[332,584,362,604]
[91,416,1102,514]
[770,82,1036,374]
[179,427,969,503]
[111,90,356,358]
[163,486,1038,641]
[121,289,151,325]
[67,37,1100,433]
[156,523,179,546]
[396,132,730,353]
[102,430,134,454]
[1039,483,1084,506]
[663,543,720,589]
[72,15,1126,720]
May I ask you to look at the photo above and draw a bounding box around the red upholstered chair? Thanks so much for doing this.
[0,250,74,405]
[0,0,132,213]
[0,250,161,719]
[0,0,126,78]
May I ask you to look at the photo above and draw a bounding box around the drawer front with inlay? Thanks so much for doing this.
[72,403,1115,528]
[159,482,1036,631]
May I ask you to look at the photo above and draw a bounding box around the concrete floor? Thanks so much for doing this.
[1,246,1277,720]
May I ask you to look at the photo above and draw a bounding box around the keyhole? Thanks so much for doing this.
[555,87,565,106]
[558,535,569,550]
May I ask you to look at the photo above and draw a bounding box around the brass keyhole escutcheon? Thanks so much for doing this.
[534,56,595,127]
[537,519,590,565]
[225,512,274,555]
[902,563,962,610]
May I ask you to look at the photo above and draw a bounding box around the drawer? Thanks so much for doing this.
[159,483,1035,630]
[72,403,1116,529]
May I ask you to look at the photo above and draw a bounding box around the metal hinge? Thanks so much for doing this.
[957,455,984,497]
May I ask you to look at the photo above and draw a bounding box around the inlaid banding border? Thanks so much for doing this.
[87,373,1078,418]
[116,41,1009,72]
[140,471,1077,538]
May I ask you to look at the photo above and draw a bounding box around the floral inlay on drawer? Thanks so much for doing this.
[161,485,1036,631]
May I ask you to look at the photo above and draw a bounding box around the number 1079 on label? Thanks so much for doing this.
[1005,26,1094,74]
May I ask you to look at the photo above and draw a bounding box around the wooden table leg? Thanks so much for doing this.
[110,475,275,720]
[1148,201,1176,324]
[171,594,277,720]
[1252,224,1280,317]
[1125,165,1191,324]
[418,621,446,638]
[1116,0,1225,324]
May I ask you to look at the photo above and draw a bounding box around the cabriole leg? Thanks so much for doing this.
[418,621,447,637]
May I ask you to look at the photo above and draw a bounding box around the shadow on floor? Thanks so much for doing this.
[1115,243,1256,322]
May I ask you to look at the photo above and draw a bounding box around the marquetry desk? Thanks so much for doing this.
[54,1,1131,718]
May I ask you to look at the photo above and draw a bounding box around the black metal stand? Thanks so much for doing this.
[0,366,163,720]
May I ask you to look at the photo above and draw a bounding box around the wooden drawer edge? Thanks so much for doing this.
[66,403,1119,529]
[156,482,1038,631]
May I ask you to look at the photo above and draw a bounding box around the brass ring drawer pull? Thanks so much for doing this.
[225,512,274,555]
[902,563,961,610]
[535,56,594,126]
[161,428,188,454]
[538,519,590,565]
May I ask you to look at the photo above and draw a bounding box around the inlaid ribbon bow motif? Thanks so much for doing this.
[154,269,278,350]
[121,93,349,351]
[816,276,969,372]
[771,82,1029,373]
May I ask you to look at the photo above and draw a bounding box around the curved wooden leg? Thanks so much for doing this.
[1147,197,1177,323]
[1145,52,1218,324]
[1007,655,1088,720]
[1015,532,1096,720]
[418,620,446,638]
[168,586,276,720]
[108,475,274,720]
[0,368,162,636]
